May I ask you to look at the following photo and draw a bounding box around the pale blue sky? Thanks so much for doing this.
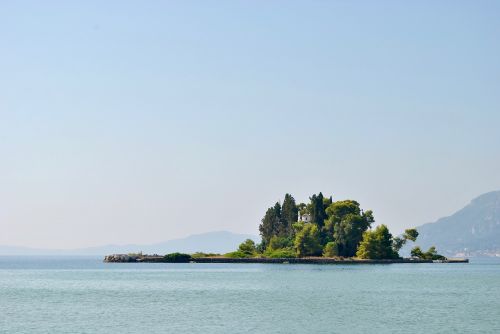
[1,1,499,248]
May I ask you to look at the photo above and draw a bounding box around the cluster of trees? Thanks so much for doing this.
[257,192,378,258]
[356,226,418,259]
[410,246,446,260]
[229,192,445,260]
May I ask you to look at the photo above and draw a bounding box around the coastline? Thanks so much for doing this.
[103,255,468,264]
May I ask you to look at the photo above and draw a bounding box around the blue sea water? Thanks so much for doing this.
[0,257,499,334]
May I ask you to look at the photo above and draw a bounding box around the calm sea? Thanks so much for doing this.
[1,256,499,333]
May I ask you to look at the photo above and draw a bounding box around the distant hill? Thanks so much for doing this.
[0,231,259,256]
[415,191,500,257]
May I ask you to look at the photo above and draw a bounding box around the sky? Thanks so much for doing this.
[1,1,500,249]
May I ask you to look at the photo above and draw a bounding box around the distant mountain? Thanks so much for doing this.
[415,191,500,257]
[0,231,259,256]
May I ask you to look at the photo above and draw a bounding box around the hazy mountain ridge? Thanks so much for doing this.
[0,231,258,256]
[5,192,500,257]
[415,191,500,256]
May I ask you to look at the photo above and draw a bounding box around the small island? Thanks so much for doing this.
[105,193,468,264]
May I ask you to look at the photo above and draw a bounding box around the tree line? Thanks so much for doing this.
[228,192,444,260]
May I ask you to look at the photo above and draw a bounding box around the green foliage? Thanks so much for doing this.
[255,242,265,254]
[356,225,399,259]
[323,242,339,257]
[294,224,322,257]
[259,194,299,248]
[238,239,257,256]
[411,246,446,260]
[324,200,374,257]
[281,194,299,237]
[292,221,305,233]
[255,242,266,254]
[403,228,419,242]
[164,194,416,261]
[163,253,192,263]
[256,193,404,260]
[425,246,446,260]
[392,237,405,252]
[410,246,423,258]
[225,250,252,258]
[191,252,220,258]
[264,248,297,258]
[323,196,333,208]
[326,200,361,218]
[297,202,307,215]
[259,203,282,247]
[393,228,420,252]
[268,236,294,250]
[310,193,327,228]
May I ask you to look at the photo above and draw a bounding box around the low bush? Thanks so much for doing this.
[268,236,294,250]
[191,252,220,258]
[224,250,251,258]
[323,242,339,257]
[264,248,297,258]
[411,246,446,260]
[163,252,192,263]
[238,239,257,256]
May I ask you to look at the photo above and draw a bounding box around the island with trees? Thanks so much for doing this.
[104,193,468,264]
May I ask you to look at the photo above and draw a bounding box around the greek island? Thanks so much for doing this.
[105,192,468,264]
[4,2,499,333]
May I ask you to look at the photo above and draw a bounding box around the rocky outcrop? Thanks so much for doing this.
[103,254,138,263]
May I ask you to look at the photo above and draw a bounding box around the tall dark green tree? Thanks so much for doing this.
[258,202,282,247]
[281,193,298,237]
[310,193,327,228]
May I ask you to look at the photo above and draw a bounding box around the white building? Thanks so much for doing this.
[299,213,312,223]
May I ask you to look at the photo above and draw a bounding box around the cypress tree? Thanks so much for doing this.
[310,192,327,228]
[258,202,282,247]
[281,193,298,237]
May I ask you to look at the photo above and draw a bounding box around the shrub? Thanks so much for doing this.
[411,246,446,260]
[410,246,424,258]
[238,239,257,256]
[191,252,220,258]
[294,224,322,257]
[268,236,294,250]
[224,250,251,258]
[163,252,192,263]
[265,248,297,258]
[423,246,446,260]
[356,225,399,259]
[323,242,339,257]
[256,242,265,254]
